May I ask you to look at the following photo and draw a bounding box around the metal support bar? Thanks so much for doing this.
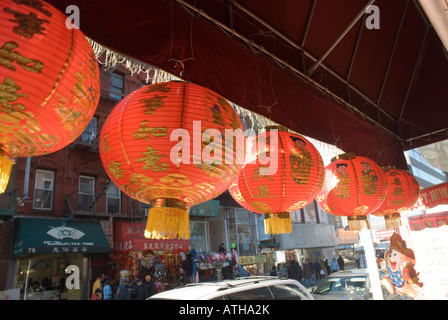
[378,0,409,107]
[175,0,402,142]
[399,26,429,123]
[307,0,376,76]
[209,0,398,125]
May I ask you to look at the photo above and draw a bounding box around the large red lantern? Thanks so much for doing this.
[316,153,388,230]
[229,128,325,234]
[371,167,420,229]
[0,0,100,192]
[100,81,244,239]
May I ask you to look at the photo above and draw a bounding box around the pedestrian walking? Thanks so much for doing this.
[92,274,103,299]
[131,278,146,300]
[337,255,345,271]
[269,266,277,276]
[116,284,132,300]
[330,258,339,273]
[303,261,312,287]
[143,275,157,299]
[287,260,298,280]
[102,279,113,300]
[324,259,331,275]
[308,260,315,282]
[313,259,322,280]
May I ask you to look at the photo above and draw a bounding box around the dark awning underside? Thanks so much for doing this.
[47,0,448,169]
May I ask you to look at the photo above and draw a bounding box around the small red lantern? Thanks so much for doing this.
[0,0,100,192]
[229,128,325,234]
[100,81,244,239]
[371,167,420,229]
[316,153,388,230]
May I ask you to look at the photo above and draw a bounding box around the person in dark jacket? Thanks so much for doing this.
[269,266,277,276]
[303,261,312,287]
[288,260,303,284]
[132,279,146,300]
[337,255,345,271]
[117,284,132,300]
[143,275,157,298]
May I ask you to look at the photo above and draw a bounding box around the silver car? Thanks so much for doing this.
[148,276,314,300]
[311,269,397,300]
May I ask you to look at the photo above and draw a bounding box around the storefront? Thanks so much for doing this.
[111,221,190,291]
[408,211,448,231]
[12,217,110,300]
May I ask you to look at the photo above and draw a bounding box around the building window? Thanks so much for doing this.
[141,202,150,216]
[80,117,97,143]
[110,73,124,100]
[106,183,121,214]
[78,176,95,211]
[15,254,83,300]
[33,170,54,210]
[228,207,257,256]
[190,220,209,253]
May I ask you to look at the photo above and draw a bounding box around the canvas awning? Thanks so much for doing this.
[45,0,448,170]
[12,218,110,258]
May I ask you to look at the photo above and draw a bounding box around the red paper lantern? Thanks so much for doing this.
[229,128,325,234]
[99,81,244,239]
[0,0,100,192]
[316,153,388,230]
[371,167,420,229]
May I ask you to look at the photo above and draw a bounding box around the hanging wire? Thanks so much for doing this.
[88,37,342,165]
[169,0,196,79]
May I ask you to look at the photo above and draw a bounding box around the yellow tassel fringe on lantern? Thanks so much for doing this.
[0,154,14,194]
[264,212,292,235]
[347,216,370,231]
[385,213,401,230]
[144,199,190,240]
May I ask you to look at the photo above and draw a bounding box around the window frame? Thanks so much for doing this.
[80,117,98,143]
[32,169,55,210]
[78,175,95,211]
[106,182,121,214]
[110,72,124,100]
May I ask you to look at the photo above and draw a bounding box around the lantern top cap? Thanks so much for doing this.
[347,215,368,221]
[150,198,187,209]
[260,125,291,133]
[331,153,356,162]
[381,166,413,175]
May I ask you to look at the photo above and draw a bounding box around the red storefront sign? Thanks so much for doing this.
[420,182,448,208]
[113,221,190,252]
[408,212,448,231]
[376,229,395,241]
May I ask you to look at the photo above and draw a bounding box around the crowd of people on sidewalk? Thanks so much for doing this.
[285,255,346,288]
[90,274,157,300]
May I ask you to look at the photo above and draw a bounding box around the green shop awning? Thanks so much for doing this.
[12,218,110,258]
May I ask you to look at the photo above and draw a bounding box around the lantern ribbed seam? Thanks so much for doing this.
[350,158,362,209]
[301,146,323,209]
[279,133,286,198]
[40,29,74,108]
[180,83,185,129]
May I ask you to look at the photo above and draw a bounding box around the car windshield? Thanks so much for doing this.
[314,276,367,294]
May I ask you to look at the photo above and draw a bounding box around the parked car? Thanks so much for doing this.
[311,268,398,300]
[148,276,314,300]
